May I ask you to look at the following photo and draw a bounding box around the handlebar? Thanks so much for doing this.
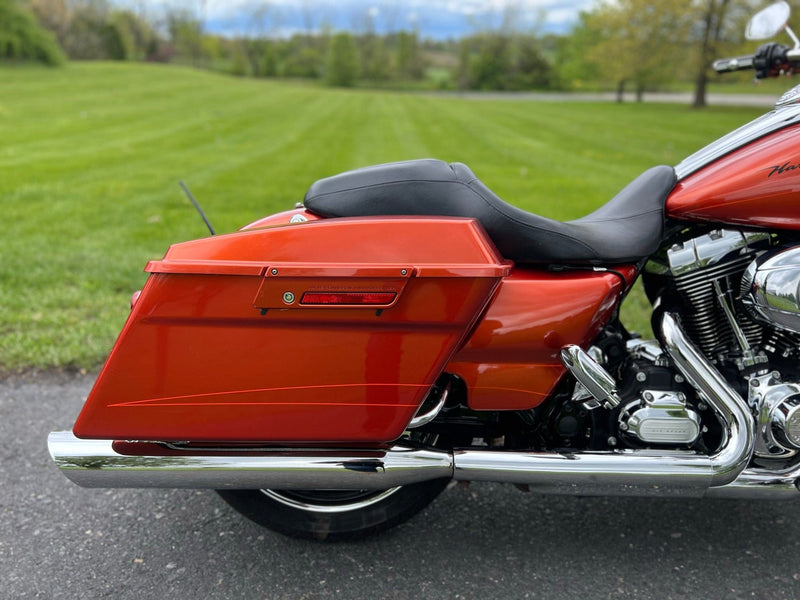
[713,55,756,73]
[714,43,797,78]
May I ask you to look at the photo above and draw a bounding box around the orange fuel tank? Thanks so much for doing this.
[668,123,800,228]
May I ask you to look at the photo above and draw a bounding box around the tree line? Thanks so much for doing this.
[0,0,782,106]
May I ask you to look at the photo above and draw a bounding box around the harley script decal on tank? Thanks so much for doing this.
[767,160,800,177]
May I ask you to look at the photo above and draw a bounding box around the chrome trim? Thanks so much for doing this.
[742,244,800,334]
[675,102,800,180]
[659,312,755,486]
[648,229,770,278]
[561,345,622,409]
[619,391,702,445]
[47,431,454,490]
[453,449,714,497]
[749,372,800,457]
[260,488,402,513]
[626,338,667,365]
[408,382,450,429]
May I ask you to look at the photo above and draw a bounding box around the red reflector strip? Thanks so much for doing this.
[300,291,397,305]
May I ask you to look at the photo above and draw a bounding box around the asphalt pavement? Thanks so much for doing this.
[3,372,800,599]
[432,91,782,107]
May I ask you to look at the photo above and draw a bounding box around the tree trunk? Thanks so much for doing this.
[616,79,625,103]
[693,71,708,108]
[693,0,731,109]
[636,84,644,103]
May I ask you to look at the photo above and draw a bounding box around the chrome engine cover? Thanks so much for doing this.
[743,245,800,335]
[618,391,702,445]
[748,372,800,457]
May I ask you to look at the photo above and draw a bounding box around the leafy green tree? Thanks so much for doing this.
[395,31,424,79]
[571,0,753,104]
[581,0,694,101]
[281,34,324,78]
[111,9,156,61]
[456,37,472,90]
[0,0,65,65]
[283,46,323,78]
[554,11,604,90]
[325,32,359,87]
[167,9,206,67]
[359,33,391,81]
[469,33,513,90]
[230,42,248,76]
[260,41,278,77]
[511,36,553,90]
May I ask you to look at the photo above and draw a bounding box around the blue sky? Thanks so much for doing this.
[121,0,597,38]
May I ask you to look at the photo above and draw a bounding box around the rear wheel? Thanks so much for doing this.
[217,479,450,541]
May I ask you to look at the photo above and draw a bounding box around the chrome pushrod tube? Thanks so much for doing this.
[658,311,755,487]
[47,431,454,490]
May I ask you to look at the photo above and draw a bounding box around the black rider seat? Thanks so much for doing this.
[303,159,676,265]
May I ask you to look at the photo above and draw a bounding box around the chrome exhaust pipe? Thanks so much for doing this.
[47,312,760,497]
[47,431,453,490]
[705,464,800,499]
[452,311,756,497]
[658,311,755,487]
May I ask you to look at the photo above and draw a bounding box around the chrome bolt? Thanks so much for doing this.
[635,372,647,383]
[751,379,760,387]
[619,422,629,432]
[607,436,618,446]
[401,269,408,276]
[644,392,654,402]
[674,374,685,384]
[282,292,295,304]
[271,268,278,275]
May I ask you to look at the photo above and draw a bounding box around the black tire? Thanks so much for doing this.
[217,479,450,541]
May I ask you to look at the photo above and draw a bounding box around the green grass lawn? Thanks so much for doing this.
[0,62,769,371]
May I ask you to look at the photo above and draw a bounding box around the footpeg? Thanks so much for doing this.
[561,345,622,410]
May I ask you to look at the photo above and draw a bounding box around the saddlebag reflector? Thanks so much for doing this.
[300,291,397,306]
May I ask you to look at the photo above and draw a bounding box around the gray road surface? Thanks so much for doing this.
[3,372,800,599]
[433,90,781,107]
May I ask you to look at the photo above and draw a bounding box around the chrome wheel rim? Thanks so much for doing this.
[260,488,402,514]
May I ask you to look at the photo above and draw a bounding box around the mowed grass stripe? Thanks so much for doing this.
[0,62,765,369]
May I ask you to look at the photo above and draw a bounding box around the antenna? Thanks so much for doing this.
[179,180,216,236]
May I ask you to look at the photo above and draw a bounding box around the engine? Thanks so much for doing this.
[639,229,800,460]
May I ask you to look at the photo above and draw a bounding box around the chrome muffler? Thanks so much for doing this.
[49,312,784,497]
[47,432,453,490]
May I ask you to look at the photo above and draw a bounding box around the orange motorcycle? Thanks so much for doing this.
[49,2,800,540]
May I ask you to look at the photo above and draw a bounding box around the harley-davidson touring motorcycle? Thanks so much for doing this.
[47,2,800,541]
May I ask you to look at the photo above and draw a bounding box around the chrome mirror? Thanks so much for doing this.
[746,1,791,40]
